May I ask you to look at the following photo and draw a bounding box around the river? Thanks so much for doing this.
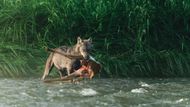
[0,78,189,107]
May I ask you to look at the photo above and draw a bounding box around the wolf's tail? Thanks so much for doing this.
[41,52,54,80]
[45,47,83,59]
[45,47,54,52]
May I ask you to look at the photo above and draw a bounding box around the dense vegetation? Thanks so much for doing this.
[0,0,190,78]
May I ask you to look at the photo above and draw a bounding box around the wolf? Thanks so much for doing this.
[41,37,92,80]
[43,56,102,83]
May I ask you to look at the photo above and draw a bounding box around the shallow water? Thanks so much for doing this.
[0,78,190,107]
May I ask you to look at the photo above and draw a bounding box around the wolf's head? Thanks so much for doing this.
[76,37,93,60]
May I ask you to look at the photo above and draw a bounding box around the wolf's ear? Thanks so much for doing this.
[88,37,92,43]
[77,37,82,43]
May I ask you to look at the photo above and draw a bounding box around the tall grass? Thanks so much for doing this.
[0,43,46,77]
[0,0,190,77]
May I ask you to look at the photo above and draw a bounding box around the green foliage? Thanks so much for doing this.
[0,0,190,77]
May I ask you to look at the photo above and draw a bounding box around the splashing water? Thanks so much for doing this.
[80,88,98,96]
[131,88,148,93]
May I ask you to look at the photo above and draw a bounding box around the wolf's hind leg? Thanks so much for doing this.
[41,60,54,80]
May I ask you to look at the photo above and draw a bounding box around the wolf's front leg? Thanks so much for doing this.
[58,68,67,79]
[67,67,72,76]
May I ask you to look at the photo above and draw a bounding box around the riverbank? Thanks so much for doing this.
[0,0,190,77]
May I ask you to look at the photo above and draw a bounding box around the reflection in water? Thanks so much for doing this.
[0,78,189,107]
